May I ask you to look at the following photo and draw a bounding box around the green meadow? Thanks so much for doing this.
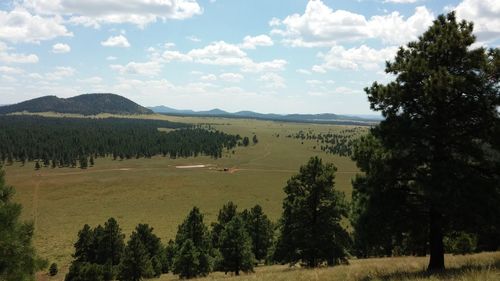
[4,114,365,271]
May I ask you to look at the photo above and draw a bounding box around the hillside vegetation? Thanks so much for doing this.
[0,93,152,115]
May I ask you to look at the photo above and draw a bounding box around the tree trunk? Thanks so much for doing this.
[427,206,445,271]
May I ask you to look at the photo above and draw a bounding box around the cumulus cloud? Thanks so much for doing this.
[271,0,434,47]
[219,72,243,82]
[78,76,103,84]
[52,43,71,53]
[239,35,273,49]
[454,0,500,43]
[101,35,130,48]
[384,0,418,3]
[0,42,39,63]
[110,61,162,76]
[312,45,398,73]
[0,7,72,43]
[162,41,287,72]
[258,73,286,89]
[200,74,217,81]
[0,66,24,74]
[22,0,203,28]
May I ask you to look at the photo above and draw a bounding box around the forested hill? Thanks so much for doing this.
[0,93,152,115]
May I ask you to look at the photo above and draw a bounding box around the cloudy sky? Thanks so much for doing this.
[0,0,498,114]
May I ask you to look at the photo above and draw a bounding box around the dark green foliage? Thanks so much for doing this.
[242,137,250,146]
[211,201,238,249]
[118,232,154,281]
[49,263,58,276]
[66,218,124,281]
[173,207,212,278]
[0,115,241,167]
[275,157,349,267]
[241,205,274,261]
[0,93,152,115]
[34,161,40,170]
[64,262,106,281]
[286,127,366,157]
[353,12,500,271]
[173,240,200,279]
[219,216,255,275]
[0,170,40,281]
[131,224,163,277]
[252,135,258,144]
[444,232,477,255]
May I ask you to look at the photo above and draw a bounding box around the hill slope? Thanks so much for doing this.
[0,93,152,115]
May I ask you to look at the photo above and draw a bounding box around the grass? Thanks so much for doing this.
[151,252,499,281]
[4,114,362,268]
[6,113,498,281]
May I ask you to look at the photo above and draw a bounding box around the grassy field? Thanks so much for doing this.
[4,114,366,271]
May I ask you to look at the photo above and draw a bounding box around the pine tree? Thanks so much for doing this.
[219,216,255,275]
[252,135,258,145]
[133,224,163,277]
[73,224,95,263]
[211,201,238,249]
[0,170,40,280]
[242,205,274,261]
[354,12,500,271]
[173,240,200,279]
[95,218,125,266]
[173,207,212,277]
[118,232,153,281]
[276,156,349,267]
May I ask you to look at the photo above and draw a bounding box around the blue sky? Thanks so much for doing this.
[0,0,498,114]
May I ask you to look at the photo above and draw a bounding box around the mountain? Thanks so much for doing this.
[148,106,379,125]
[0,93,153,115]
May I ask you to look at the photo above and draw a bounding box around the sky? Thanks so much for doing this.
[0,0,498,114]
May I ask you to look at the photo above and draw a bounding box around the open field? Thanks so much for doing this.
[4,114,366,271]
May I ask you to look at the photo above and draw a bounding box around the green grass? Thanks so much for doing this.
[5,114,363,269]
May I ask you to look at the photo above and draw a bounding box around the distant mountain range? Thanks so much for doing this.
[148,106,380,125]
[0,94,380,125]
[0,94,152,115]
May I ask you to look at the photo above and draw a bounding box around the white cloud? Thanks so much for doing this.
[296,68,311,75]
[106,56,117,60]
[0,42,39,63]
[454,0,500,43]
[0,66,24,74]
[186,35,201,42]
[272,0,434,47]
[101,35,130,48]
[258,73,286,89]
[239,35,273,49]
[110,61,162,76]
[0,7,72,43]
[23,0,203,28]
[313,45,398,72]
[162,50,192,62]
[219,72,243,82]
[308,86,361,97]
[45,66,75,80]
[200,74,217,81]
[52,43,71,53]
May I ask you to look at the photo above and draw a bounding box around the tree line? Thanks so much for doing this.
[286,127,367,157]
[0,116,243,168]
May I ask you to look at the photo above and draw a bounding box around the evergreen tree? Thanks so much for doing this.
[133,224,163,277]
[173,207,212,277]
[276,157,349,267]
[242,205,274,261]
[118,232,154,281]
[354,12,500,271]
[95,218,125,266]
[173,240,200,279]
[211,201,238,249]
[242,137,250,147]
[73,224,95,263]
[0,169,40,281]
[34,161,40,170]
[252,135,258,145]
[219,216,254,275]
